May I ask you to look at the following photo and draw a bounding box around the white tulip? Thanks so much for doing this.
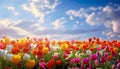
[5,54,13,61]
[30,43,37,50]
[99,50,103,56]
[0,49,7,58]
[23,53,30,60]
[86,50,92,55]
[50,44,60,51]
[6,44,13,53]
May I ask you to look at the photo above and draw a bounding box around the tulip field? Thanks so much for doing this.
[0,36,120,69]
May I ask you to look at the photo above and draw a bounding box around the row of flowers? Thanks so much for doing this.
[0,36,120,69]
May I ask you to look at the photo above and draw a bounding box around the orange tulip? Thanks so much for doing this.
[42,47,49,54]
[51,40,56,46]
[26,59,36,68]
[113,47,118,53]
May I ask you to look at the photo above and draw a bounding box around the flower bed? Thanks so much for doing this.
[0,36,120,69]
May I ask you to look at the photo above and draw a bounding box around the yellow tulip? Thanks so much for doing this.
[26,59,36,68]
[42,40,46,46]
[12,54,21,64]
[61,43,68,51]
[79,44,83,50]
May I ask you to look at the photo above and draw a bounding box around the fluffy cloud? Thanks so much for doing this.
[101,6,120,39]
[0,20,30,38]
[52,17,66,30]
[86,12,101,25]
[66,8,88,19]
[31,23,47,31]
[22,0,59,23]
[66,5,120,39]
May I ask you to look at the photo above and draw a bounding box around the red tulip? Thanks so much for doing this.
[46,59,55,68]
[107,55,112,61]
[56,60,62,65]
[12,47,20,54]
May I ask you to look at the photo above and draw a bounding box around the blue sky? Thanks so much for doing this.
[0,0,120,40]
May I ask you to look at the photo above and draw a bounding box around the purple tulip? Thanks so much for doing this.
[91,54,98,60]
[82,58,89,64]
[73,58,80,63]
[100,56,107,63]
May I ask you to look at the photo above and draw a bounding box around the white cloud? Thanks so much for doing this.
[66,5,120,39]
[7,6,19,16]
[102,6,120,39]
[112,20,120,33]
[11,11,19,16]
[89,6,102,11]
[86,12,95,25]
[7,6,15,11]
[52,17,66,30]
[103,6,112,13]
[86,12,101,25]
[22,4,30,11]
[31,23,47,31]
[0,20,30,38]
[66,8,88,18]
[22,0,59,23]
[69,16,74,20]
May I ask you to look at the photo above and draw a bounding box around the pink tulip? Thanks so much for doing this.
[89,63,93,69]
[39,61,45,69]
[117,62,120,68]
[80,63,84,69]
[94,60,99,66]
[104,52,108,57]
[63,52,68,58]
